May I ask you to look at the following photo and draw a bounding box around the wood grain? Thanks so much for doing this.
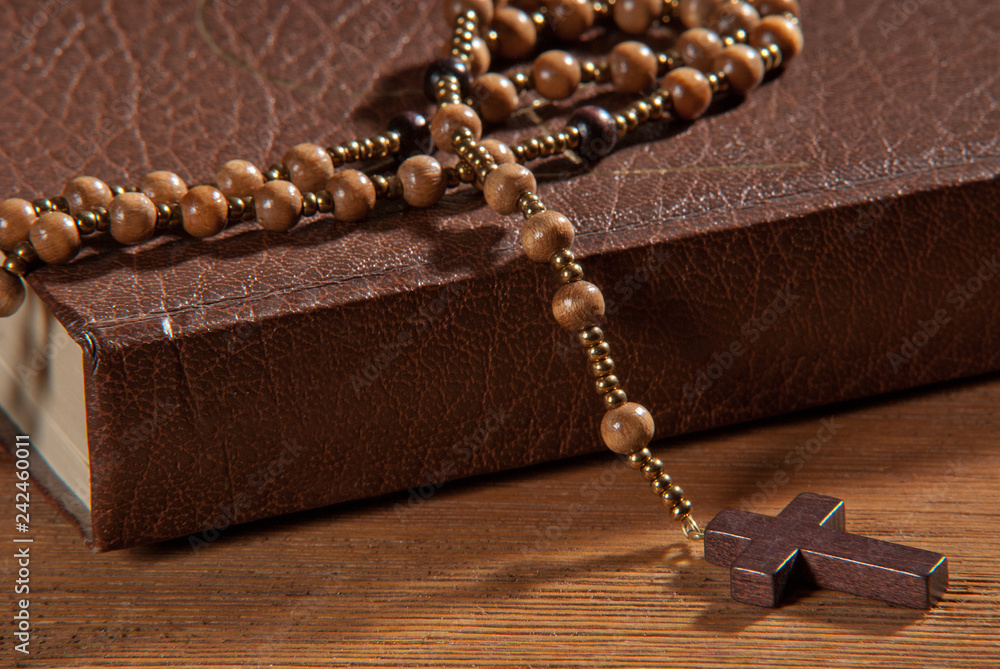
[3,374,1000,668]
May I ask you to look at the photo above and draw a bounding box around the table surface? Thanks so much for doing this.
[2,372,999,668]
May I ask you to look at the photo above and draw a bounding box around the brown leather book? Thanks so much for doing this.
[1,0,998,550]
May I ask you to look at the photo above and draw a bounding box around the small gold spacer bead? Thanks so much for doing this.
[631,100,651,123]
[242,196,256,221]
[13,242,37,264]
[385,176,404,200]
[590,357,615,377]
[580,60,597,83]
[651,474,674,494]
[627,447,653,470]
[642,458,665,482]
[551,249,575,270]
[316,190,333,213]
[302,192,319,217]
[370,174,389,197]
[624,109,640,131]
[517,192,546,218]
[227,197,246,222]
[3,255,28,276]
[329,145,348,167]
[559,262,584,283]
[32,198,54,215]
[565,126,581,149]
[74,211,98,235]
[604,389,628,410]
[671,498,694,520]
[594,374,620,394]
[455,162,476,183]
[155,203,172,228]
[613,114,628,138]
[576,325,604,347]
[586,341,611,362]
[93,207,110,232]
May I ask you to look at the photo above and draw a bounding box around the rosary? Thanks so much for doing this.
[0,0,948,608]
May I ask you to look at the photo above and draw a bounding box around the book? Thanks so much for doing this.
[1,0,998,550]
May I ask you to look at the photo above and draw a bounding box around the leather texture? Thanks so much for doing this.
[1,0,998,550]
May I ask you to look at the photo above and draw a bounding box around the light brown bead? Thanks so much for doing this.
[750,15,804,63]
[551,280,604,331]
[532,50,581,101]
[545,0,595,41]
[613,0,661,35]
[29,212,80,264]
[714,44,765,95]
[398,156,448,208]
[492,7,537,59]
[483,163,536,216]
[215,160,265,199]
[469,36,491,76]
[181,186,229,238]
[678,0,729,28]
[473,74,519,124]
[327,169,376,222]
[0,198,37,251]
[140,171,188,205]
[609,41,658,94]
[707,1,761,36]
[481,139,516,166]
[443,0,494,25]
[676,27,724,72]
[600,402,656,455]
[61,176,113,215]
[108,192,157,245]
[254,181,303,232]
[752,0,800,17]
[662,66,713,120]
[431,103,483,152]
[282,143,335,193]
[0,268,25,317]
[521,210,574,262]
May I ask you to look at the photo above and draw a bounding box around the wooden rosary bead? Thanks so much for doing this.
[398,156,448,208]
[29,212,80,264]
[108,192,158,245]
[431,103,483,153]
[326,169,376,222]
[545,0,595,41]
[752,0,800,17]
[613,0,661,35]
[600,402,655,455]
[676,27,724,72]
[473,74,519,123]
[215,159,265,199]
[0,198,37,251]
[521,210,574,262]
[469,36,491,76]
[551,280,604,331]
[707,1,761,36]
[61,176,113,215]
[282,143,335,193]
[609,41,658,94]
[750,15,804,63]
[662,67,713,120]
[532,50,582,101]
[254,180,303,232]
[714,44,765,95]
[480,139,516,167]
[483,163,536,215]
[678,0,729,28]
[0,268,26,317]
[181,186,229,238]
[443,0,494,25]
[492,7,537,59]
[140,171,188,206]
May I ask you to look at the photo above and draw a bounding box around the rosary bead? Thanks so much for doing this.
[483,163,536,215]
[750,15,804,63]
[577,325,604,347]
[591,357,615,376]
[473,73,520,123]
[109,185,127,197]
[609,41,658,94]
[155,203,173,229]
[315,190,334,213]
[29,212,80,264]
[670,498,694,520]
[108,192,158,245]
[443,0,494,25]
[0,267,26,317]
[226,197,246,221]
[642,457,664,481]
[532,50,582,101]
[74,211,98,235]
[752,0,799,17]
[431,104,483,153]
[32,198,55,214]
[662,483,685,502]
[93,207,110,232]
[424,57,473,103]
[13,242,37,264]
[613,0,661,35]
[0,198,37,251]
[282,143,335,193]
[551,248,575,270]
[481,139,516,168]
[627,447,653,469]
[492,7,537,59]
[600,402,655,455]
[595,374,620,393]
[388,112,434,159]
[469,36,491,75]
[50,196,71,214]
[714,44,765,95]
[546,0,595,40]
[398,156,448,208]
[662,67,713,120]
[678,0,728,28]
[707,1,761,37]
[327,169,376,222]
[181,186,229,238]
[567,106,618,162]
[551,280,604,331]
[140,171,188,206]
[3,255,27,277]
[215,160,265,199]
[254,180,303,232]
[676,27,724,72]
[559,262,584,283]
[301,192,319,217]
[587,340,611,361]
[521,210,574,262]
[61,176,113,215]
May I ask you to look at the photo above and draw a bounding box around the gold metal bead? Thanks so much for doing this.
[671,498,694,520]
[385,131,402,154]
[385,176,404,200]
[93,206,110,232]
[576,325,604,347]
[50,196,71,214]
[512,71,531,91]
[316,190,333,213]
[646,94,665,119]
[627,447,652,470]
[613,114,628,138]
[227,197,245,222]
[651,473,674,494]
[580,60,597,83]
[631,100,651,123]
[370,174,389,197]
[329,145,348,167]
[32,198,54,215]
[75,211,98,235]
[444,167,461,188]
[586,341,610,361]
[624,109,640,131]
[3,255,27,276]
[13,242,37,264]
[565,126,581,149]
[642,458,664,481]
[517,192,546,217]
[109,185,127,197]
[707,72,724,93]
[594,374,620,394]
[346,141,362,161]
[302,192,319,217]
[155,203,172,228]
[242,196,256,221]
[551,249,575,270]
[559,262,584,283]
[590,357,615,377]
[456,162,476,183]
[603,389,628,410]
[661,484,685,503]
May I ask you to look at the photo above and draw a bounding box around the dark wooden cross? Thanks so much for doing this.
[704,493,948,608]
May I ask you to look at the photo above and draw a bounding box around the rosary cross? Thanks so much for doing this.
[705,493,948,608]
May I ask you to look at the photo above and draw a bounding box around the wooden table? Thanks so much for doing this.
[4,374,999,668]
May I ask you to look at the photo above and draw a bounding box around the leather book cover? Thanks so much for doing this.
[0,0,998,550]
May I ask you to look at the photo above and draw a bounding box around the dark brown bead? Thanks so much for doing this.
[473,74,519,123]
[108,193,158,245]
[546,0,595,40]
[29,212,80,264]
[613,0,661,35]
[181,186,229,238]
[388,112,434,158]
[0,267,26,317]
[0,198,37,251]
[254,180,303,232]
[492,7,537,59]
[714,44,765,95]
[567,106,618,162]
[662,66,713,120]
[676,27,724,72]
[609,41,658,94]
